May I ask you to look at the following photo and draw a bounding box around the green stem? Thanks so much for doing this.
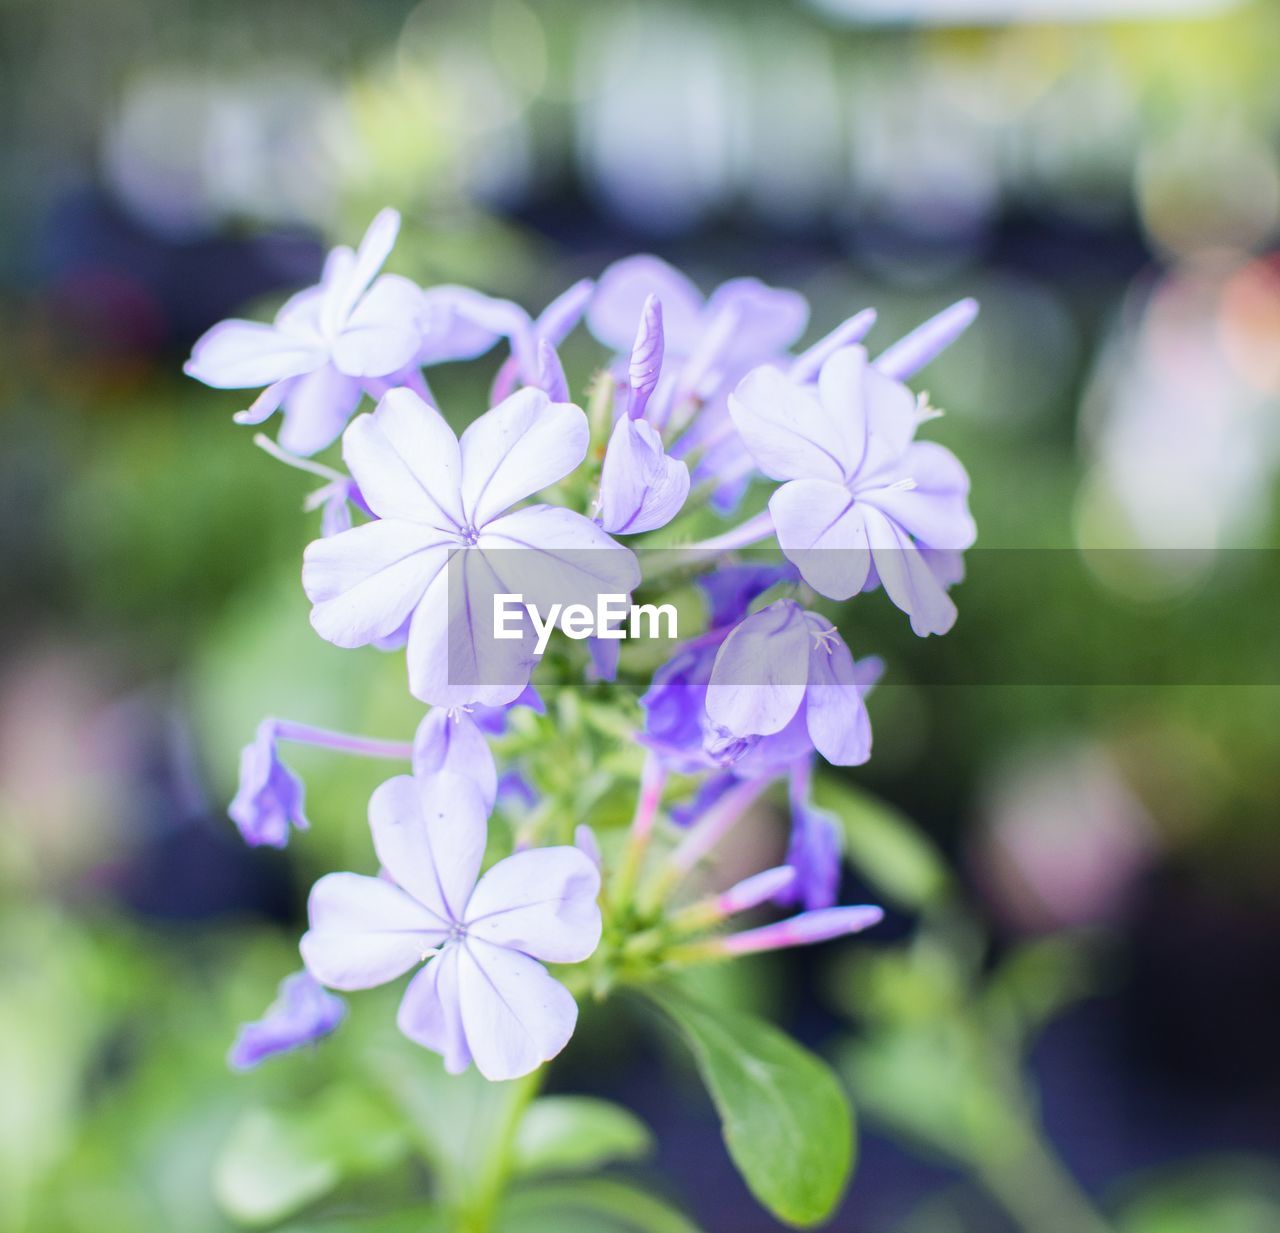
[974,1119,1116,1233]
[457,1069,544,1233]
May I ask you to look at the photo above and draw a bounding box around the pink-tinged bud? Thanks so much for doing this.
[575,824,602,870]
[789,308,877,383]
[628,295,665,420]
[716,866,797,916]
[716,905,884,956]
[538,339,570,402]
[874,298,978,382]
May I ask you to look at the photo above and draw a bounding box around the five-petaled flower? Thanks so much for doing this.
[301,386,640,707]
[300,771,601,1081]
[705,599,874,768]
[730,345,976,635]
[185,209,424,456]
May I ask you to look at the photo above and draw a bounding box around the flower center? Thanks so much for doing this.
[455,523,481,547]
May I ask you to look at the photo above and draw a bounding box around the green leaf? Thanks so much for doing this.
[814,777,951,909]
[500,1178,705,1233]
[279,1210,450,1233]
[213,1085,410,1227]
[512,1096,653,1176]
[214,1108,341,1226]
[363,1037,523,1207]
[645,985,854,1228]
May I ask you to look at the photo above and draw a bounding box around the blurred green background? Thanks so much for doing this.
[2,0,1279,1230]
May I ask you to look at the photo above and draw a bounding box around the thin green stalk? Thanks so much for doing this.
[975,1129,1116,1233]
[456,1069,544,1233]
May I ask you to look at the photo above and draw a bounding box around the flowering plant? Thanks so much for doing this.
[190,209,977,1229]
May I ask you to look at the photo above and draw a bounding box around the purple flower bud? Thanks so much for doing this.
[228,720,309,848]
[717,905,884,956]
[716,866,797,916]
[789,308,877,383]
[874,298,978,381]
[228,971,345,1070]
[628,295,664,420]
[777,770,842,911]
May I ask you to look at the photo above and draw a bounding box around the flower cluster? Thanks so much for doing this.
[192,210,976,1080]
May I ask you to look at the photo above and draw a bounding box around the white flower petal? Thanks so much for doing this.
[705,600,811,737]
[804,628,873,766]
[478,506,642,615]
[587,255,706,355]
[320,208,400,334]
[412,710,497,812]
[457,939,579,1081]
[598,417,690,535]
[728,366,857,484]
[300,872,446,991]
[769,478,871,602]
[303,519,450,648]
[861,442,976,550]
[277,364,363,456]
[397,947,471,1073]
[862,505,958,636]
[184,319,323,388]
[343,389,465,527]
[368,773,488,923]
[459,389,589,526]
[465,846,602,964]
[406,551,537,708]
[332,274,426,377]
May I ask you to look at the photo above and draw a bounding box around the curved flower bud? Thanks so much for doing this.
[874,298,978,382]
[597,416,690,535]
[229,720,309,848]
[228,971,345,1070]
[627,294,664,420]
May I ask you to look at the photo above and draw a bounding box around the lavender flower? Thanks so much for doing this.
[228,720,309,848]
[185,209,424,455]
[597,294,691,535]
[228,971,345,1070]
[588,256,808,511]
[302,387,640,707]
[587,257,808,415]
[300,771,601,1081]
[778,762,842,911]
[705,599,873,768]
[412,709,498,812]
[729,345,975,635]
